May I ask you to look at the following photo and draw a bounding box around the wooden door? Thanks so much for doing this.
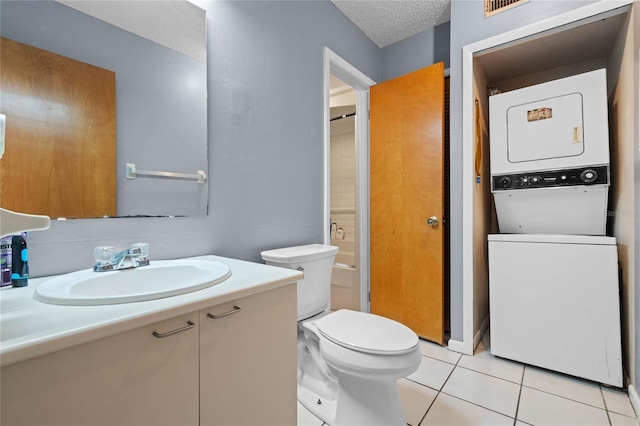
[0,37,116,218]
[370,63,445,344]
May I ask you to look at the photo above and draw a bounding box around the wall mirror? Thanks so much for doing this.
[0,0,208,219]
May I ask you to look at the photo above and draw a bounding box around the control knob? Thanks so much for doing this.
[498,176,512,188]
[580,169,598,183]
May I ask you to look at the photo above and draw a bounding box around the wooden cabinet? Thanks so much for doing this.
[1,312,200,426]
[200,284,297,426]
[1,284,297,426]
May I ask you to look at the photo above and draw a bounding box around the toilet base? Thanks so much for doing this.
[297,313,418,426]
[297,335,411,426]
[333,373,406,426]
[298,382,337,424]
[298,374,406,426]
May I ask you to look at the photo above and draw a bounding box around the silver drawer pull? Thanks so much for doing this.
[207,305,241,319]
[152,320,195,338]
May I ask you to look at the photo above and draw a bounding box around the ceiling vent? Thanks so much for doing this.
[485,0,529,18]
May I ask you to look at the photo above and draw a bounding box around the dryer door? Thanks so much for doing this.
[507,93,584,163]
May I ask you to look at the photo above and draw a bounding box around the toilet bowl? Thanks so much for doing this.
[261,244,421,426]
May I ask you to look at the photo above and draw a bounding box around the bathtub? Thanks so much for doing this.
[330,239,359,311]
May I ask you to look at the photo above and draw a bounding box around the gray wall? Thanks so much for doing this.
[205,0,380,261]
[448,0,600,341]
[25,0,380,276]
[381,21,450,81]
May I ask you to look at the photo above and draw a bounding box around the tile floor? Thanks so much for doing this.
[297,334,639,426]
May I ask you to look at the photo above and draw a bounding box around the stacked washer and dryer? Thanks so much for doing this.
[488,69,623,387]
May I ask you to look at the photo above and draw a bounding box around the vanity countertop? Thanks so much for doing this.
[0,255,302,367]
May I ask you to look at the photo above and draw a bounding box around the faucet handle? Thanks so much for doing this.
[130,243,149,257]
[95,246,116,265]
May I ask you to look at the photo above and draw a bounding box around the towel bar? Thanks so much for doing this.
[125,163,206,184]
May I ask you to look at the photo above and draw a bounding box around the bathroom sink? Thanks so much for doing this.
[33,259,231,306]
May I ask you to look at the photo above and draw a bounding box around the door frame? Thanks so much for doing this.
[323,47,376,312]
[455,1,633,356]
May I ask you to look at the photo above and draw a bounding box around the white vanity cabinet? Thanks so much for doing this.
[1,312,200,426]
[0,256,301,426]
[199,283,297,425]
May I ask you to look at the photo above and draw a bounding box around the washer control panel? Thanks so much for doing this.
[492,165,608,191]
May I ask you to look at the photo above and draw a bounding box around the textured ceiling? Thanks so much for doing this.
[331,0,451,48]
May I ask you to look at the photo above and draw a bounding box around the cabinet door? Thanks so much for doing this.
[200,284,297,426]
[1,313,199,426]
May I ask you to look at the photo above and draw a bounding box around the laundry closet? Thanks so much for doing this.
[469,4,636,386]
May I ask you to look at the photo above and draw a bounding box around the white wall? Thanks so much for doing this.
[607,8,637,389]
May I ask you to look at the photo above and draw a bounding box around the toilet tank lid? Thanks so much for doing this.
[260,244,338,263]
[316,310,419,355]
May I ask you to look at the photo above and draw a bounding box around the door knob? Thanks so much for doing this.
[427,216,439,227]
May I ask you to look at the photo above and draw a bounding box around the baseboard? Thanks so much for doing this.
[447,338,468,354]
[628,384,640,423]
[448,316,490,356]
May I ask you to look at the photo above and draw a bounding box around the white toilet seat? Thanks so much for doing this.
[316,309,418,355]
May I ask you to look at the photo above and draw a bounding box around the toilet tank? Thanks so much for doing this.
[261,244,338,321]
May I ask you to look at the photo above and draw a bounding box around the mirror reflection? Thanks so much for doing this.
[0,0,208,219]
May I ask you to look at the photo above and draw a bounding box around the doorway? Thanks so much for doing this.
[323,47,376,312]
[329,75,359,310]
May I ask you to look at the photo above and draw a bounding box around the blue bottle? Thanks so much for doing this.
[11,234,28,287]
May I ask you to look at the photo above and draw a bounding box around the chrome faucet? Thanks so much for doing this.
[94,243,150,272]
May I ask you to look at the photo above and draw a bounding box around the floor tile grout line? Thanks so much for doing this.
[513,364,526,425]
[599,386,638,419]
[404,377,443,393]
[415,387,440,426]
[417,350,464,426]
[455,363,524,385]
[605,410,640,420]
[600,384,614,426]
[437,389,518,421]
[418,351,462,366]
[520,382,610,412]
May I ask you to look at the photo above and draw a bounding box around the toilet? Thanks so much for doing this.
[261,244,421,426]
